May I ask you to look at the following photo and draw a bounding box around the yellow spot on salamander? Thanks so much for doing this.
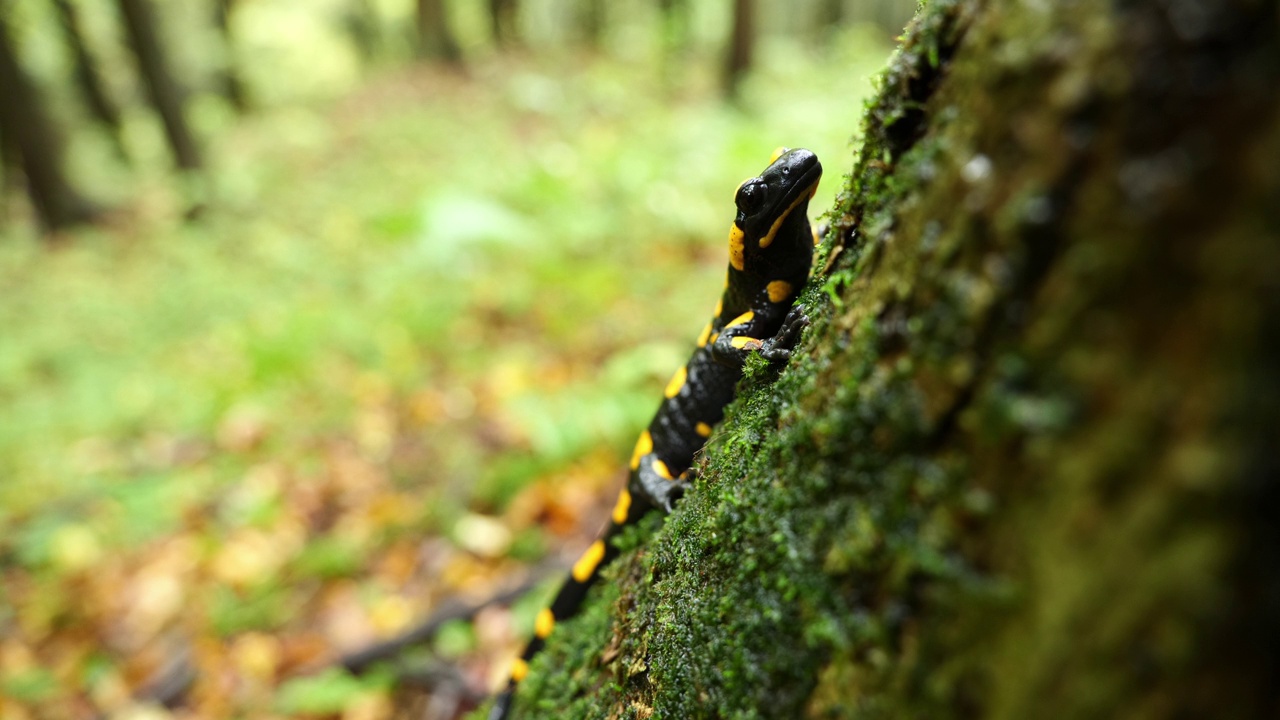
[730,336,762,350]
[652,459,673,480]
[759,181,820,249]
[695,422,712,438]
[769,146,787,164]
[709,332,720,344]
[696,323,712,347]
[511,658,529,682]
[767,280,792,303]
[612,488,631,524]
[630,430,652,471]
[664,366,687,399]
[572,540,606,582]
[535,608,555,639]
[714,298,723,317]
[726,310,754,328]
[728,224,745,271]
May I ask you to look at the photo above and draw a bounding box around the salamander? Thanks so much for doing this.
[490,147,823,719]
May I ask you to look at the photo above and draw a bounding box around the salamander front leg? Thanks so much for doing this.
[759,304,810,363]
[631,454,690,514]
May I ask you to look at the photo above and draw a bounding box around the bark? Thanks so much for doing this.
[0,13,96,231]
[506,0,1280,716]
[416,0,462,66]
[723,0,754,101]
[116,0,202,172]
[52,0,129,160]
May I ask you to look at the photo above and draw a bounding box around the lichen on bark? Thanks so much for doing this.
[507,0,1280,716]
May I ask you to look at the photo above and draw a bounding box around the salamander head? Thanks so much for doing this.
[728,148,822,274]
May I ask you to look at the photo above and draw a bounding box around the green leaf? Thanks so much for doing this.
[274,668,388,714]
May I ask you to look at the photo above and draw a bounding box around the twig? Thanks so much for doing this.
[340,561,563,675]
[395,662,488,704]
[125,637,195,713]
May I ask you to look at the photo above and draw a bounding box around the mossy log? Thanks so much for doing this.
[510,0,1280,716]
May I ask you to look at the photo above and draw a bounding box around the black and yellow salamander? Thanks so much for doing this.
[490,147,822,719]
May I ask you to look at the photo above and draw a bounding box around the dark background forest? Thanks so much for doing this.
[0,0,913,718]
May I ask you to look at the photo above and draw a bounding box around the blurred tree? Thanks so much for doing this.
[344,0,381,64]
[116,0,202,172]
[51,0,130,161]
[417,0,462,66]
[489,0,518,47]
[723,0,754,100]
[580,0,604,50]
[0,14,96,232]
[0,127,18,228]
[213,0,248,111]
[816,0,845,43]
[657,0,690,50]
[821,0,846,25]
[657,0,691,87]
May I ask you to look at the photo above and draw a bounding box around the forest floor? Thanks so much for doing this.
[0,34,887,720]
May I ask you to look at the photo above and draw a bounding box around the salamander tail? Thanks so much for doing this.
[488,687,514,720]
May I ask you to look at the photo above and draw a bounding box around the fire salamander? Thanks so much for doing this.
[490,147,823,719]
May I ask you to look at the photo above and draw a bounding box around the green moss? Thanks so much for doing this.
[504,2,976,715]
[505,0,1280,715]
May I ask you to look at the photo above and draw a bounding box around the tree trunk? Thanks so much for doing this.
[341,0,381,63]
[487,0,518,48]
[0,14,96,232]
[814,0,846,48]
[52,0,130,161]
[0,126,15,227]
[820,0,845,27]
[722,0,754,101]
[213,0,248,111]
[580,0,604,50]
[656,0,690,88]
[416,0,462,65]
[116,0,202,172]
[504,0,1280,716]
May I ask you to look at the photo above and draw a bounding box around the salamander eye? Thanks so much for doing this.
[735,180,767,215]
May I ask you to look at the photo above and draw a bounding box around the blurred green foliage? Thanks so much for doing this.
[274,666,393,714]
[1,23,891,559]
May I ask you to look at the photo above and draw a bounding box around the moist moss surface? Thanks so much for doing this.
[502,0,1280,715]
